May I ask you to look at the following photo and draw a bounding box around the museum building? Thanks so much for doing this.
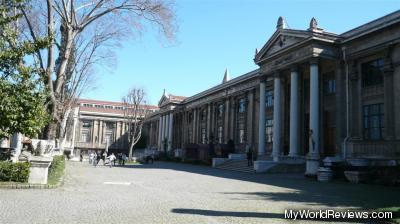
[70,99,158,155]
[144,11,400,175]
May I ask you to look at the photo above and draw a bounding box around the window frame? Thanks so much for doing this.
[265,90,274,108]
[363,103,384,140]
[265,118,273,143]
[361,58,384,87]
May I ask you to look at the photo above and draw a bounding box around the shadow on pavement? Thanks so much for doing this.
[170,208,370,223]
[117,162,400,210]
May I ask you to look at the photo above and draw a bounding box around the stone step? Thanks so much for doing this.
[215,159,255,173]
[216,166,255,173]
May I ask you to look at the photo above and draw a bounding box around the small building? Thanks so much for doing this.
[70,99,158,156]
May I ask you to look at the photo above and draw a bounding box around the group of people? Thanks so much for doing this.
[83,151,120,168]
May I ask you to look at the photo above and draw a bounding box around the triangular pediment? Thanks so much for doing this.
[158,94,169,107]
[255,29,310,62]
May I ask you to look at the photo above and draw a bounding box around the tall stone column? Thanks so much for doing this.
[306,59,321,176]
[168,113,173,151]
[224,98,230,143]
[102,122,106,145]
[258,79,266,158]
[163,115,168,143]
[158,116,162,150]
[289,67,300,157]
[210,104,215,140]
[192,109,197,143]
[182,112,187,145]
[207,104,211,142]
[247,90,254,146]
[115,122,121,147]
[92,120,97,146]
[272,75,282,161]
[161,115,165,144]
[229,99,235,140]
[71,107,79,157]
[384,57,395,139]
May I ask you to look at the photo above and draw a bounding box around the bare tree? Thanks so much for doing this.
[18,0,176,143]
[122,87,149,160]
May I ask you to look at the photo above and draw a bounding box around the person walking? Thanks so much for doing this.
[102,151,107,165]
[246,143,253,167]
[89,151,94,165]
[93,152,98,167]
[107,153,116,168]
[122,153,127,166]
[79,151,83,162]
[96,151,101,166]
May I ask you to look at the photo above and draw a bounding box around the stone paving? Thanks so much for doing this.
[0,161,399,224]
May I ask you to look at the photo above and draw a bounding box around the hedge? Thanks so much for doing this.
[48,155,65,185]
[0,161,30,182]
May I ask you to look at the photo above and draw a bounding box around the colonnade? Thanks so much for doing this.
[257,59,320,174]
[158,112,174,151]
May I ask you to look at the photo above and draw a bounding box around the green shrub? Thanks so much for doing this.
[63,150,71,160]
[48,155,65,185]
[0,161,30,182]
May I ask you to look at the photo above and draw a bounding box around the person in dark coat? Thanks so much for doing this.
[246,143,253,167]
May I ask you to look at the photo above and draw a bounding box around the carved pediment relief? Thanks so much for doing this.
[256,30,311,63]
[265,35,305,57]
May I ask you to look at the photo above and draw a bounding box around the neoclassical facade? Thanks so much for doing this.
[70,99,158,155]
[144,11,400,175]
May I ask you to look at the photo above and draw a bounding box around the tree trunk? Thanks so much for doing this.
[59,108,71,151]
[128,138,134,161]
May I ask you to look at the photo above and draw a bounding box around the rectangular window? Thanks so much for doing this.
[82,120,91,128]
[201,109,207,121]
[105,133,113,144]
[201,128,206,144]
[238,99,246,113]
[266,91,273,108]
[324,79,336,94]
[81,131,90,143]
[188,129,192,143]
[363,103,384,140]
[218,126,223,144]
[362,58,384,87]
[265,118,273,143]
[218,104,224,118]
[105,122,115,143]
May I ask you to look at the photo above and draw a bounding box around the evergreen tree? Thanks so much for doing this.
[0,0,51,139]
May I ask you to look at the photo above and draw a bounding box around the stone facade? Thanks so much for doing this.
[70,99,158,155]
[144,11,400,174]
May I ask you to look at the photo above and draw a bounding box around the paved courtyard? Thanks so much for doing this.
[0,161,399,224]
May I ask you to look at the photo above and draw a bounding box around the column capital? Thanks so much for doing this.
[290,65,299,72]
[273,72,281,79]
[310,57,319,65]
[259,75,267,83]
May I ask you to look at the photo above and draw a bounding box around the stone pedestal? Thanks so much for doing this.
[0,138,8,147]
[174,148,183,158]
[212,158,228,167]
[305,153,320,177]
[11,133,23,162]
[28,156,53,185]
[317,167,333,182]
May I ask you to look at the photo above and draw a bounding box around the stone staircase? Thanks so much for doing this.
[215,159,255,173]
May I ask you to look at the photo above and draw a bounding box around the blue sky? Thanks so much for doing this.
[82,0,399,105]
